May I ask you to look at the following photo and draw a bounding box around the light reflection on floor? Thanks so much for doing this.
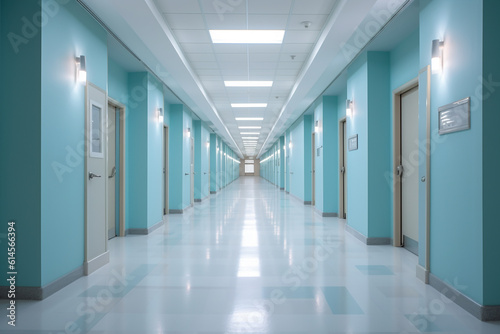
[1,176,500,333]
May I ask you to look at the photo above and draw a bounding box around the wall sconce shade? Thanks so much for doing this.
[289,142,293,149]
[186,127,191,137]
[431,39,444,75]
[346,99,353,117]
[76,55,86,83]
[157,108,164,123]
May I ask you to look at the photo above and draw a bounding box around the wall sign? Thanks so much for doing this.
[348,134,358,151]
[438,97,470,135]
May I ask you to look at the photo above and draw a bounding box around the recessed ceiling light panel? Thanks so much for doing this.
[225,81,273,87]
[209,30,285,44]
[231,103,267,108]
[235,117,263,121]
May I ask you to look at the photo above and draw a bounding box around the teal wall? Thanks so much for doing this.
[210,133,217,193]
[40,0,107,286]
[128,72,149,227]
[279,136,285,189]
[420,0,484,304]
[0,0,42,287]
[146,75,164,227]
[194,121,210,200]
[313,96,339,215]
[482,0,500,305]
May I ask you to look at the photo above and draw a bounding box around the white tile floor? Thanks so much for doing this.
[1,176,499,333]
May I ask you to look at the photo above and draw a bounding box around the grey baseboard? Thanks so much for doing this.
[128,220,164,235]
[194,199,202,202]
[0,265,84,300]
[210,191,216,194]
[403,235,418,255]
[345,224,391,245]
[84,251,110,275]
[280,187,284,190]
[313,207,338,217]
[304,201,312,205]
[429,273,500,321]
[286,191,290,194]
[169,209,183,214]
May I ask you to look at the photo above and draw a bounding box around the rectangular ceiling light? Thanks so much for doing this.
[225,81,273,87]
[242,137,258,140]
[235,117,264,121]
[231,103,267,108]
[209,30,285,44]
[240,132,260,135]
[239,126,261,129]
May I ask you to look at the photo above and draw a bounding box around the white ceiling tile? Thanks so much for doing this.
[283,31,320,44]
[248,15,288,29]
[216,53,248,63]
[173,30,212,43]
[277,61,303,70]
[248,0,293,14]
[204,14,247,29]
[196,69,221,76]
[199,0,247,14]
[155,0,202,13]
[163,14,205,29]
[249,61,278,70]
[275,69,300,76]
[213,44,249,54]
[247,44,283,54]
[292,0,337,15]
[249,53,280,62]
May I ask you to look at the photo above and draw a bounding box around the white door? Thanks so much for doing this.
[107,104,116,239]
[190,137,194,205]
[401,86,419,252]
[85,83,109,274]
[163,126,169,215]
[311,133,315,206]
[343,120,347,219]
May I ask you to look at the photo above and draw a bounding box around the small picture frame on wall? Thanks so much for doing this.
[348,134,358,151]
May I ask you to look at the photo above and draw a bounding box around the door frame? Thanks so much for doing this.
[311,132,316,206]
[107,97,126,237]
[339,117,347,219]
[163,125,169,215]
[392,78,418,247]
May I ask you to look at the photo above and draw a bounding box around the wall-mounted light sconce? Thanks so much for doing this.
[206,141,210,148]
[157,108,164,123]
[315,120,322,133]
[289,141,293,149]
[186,127,191,137]
[76,55,86,83]
[346,99,353,117]
[431,39,444,75]
[283,145,286,150]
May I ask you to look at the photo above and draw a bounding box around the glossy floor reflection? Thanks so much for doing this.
[2,176,500,333]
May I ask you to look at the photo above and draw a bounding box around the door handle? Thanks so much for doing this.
[89,172,101,180]
[340,166,345,173]
[185,173,189,176]
[204,172,207,175]
[290,172,294,174]
[396,165,404,177]
[108,166,116,178]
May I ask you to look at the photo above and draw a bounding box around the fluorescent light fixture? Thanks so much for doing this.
[239,126,261,129]
[235,117,264,121]
[242,137,258,140]
[431,39,444,75]
[209,30,285,44]
[231,103,267,108]
[76,55,86,83]
[240,132,260,135]
[225,81,273,87]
